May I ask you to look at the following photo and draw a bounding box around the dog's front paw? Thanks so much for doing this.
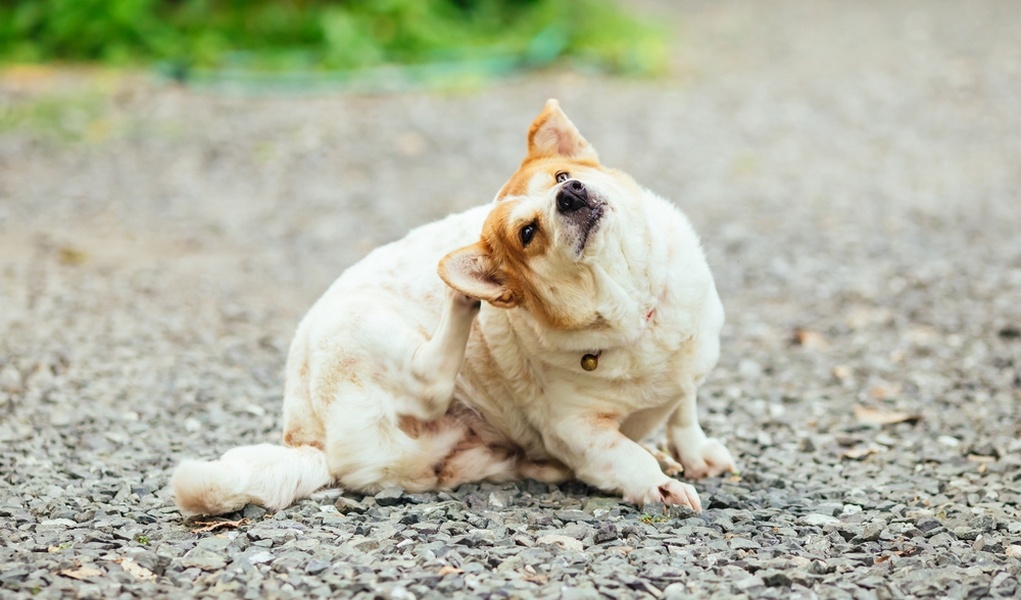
[626,479,702,512]
[673,438,736,480]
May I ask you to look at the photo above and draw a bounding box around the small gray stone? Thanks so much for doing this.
[536,534,583,552]
[556,509,594,523]
[809,560,832,575]
[857,522,884,542]
[0,568,28,584]
[734,575,765,591]
[242,504,267,520]
[305,559,330,575]
[37,518,77,530]
[801,514,841,527]
[916,519,942,534]
[375,487,406,507]
[730,537,761,551]
[335,496,366,514]
[952,526,982,541]
[196,536,231,551]
[181,547,227,571]
[583,497,620,513]
[761,571,792,587]
[593,524,618,544]
[246,550,275,565]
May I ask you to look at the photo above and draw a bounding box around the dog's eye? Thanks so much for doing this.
[555,171,570,184]
[519,222,538,247]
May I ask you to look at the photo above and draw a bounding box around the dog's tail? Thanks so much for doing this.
[171,444,332,516]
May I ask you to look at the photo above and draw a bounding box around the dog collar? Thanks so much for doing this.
[580,307,656,371]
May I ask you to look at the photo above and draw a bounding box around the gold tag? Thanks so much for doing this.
[580,353,599,371]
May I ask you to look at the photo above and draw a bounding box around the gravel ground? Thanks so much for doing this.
[3,1,1021,598]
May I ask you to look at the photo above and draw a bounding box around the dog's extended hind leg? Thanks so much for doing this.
[402,288,480,421]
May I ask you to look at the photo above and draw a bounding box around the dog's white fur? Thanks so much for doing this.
[172,100,735,516]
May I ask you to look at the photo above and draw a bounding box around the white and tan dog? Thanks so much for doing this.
[172,100,736,516]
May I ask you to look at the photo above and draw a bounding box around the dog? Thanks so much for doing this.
[171,99,736,516]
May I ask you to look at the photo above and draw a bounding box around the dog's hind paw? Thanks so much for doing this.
[675,438,736,480]
[643,443,685,477]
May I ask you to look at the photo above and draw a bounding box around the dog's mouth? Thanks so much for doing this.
[555,179,607,258]
[576,204,605,256]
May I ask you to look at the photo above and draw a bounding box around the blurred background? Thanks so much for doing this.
[0,0,667,90]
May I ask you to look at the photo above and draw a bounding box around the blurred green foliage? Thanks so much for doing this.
[0,0,667,75]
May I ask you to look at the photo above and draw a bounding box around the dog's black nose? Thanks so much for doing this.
[556,180,589,213]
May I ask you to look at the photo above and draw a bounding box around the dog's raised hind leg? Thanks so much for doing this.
[403,288,480,421]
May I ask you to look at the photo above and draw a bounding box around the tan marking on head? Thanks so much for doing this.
[497,156,600,201]
[475,200,564,323]
[473,204,597,329]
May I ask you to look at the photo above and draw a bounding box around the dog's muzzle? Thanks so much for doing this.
[557,180,604,255]
[557,180,590,214]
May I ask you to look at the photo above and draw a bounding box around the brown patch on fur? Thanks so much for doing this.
[590,412,621,429]
[316,355,361,408]
[430,401,518,487]
[396,414,443,440]
[435,430,482,484]
[282,430,324,451]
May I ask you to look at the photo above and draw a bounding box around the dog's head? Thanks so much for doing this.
[439,99,651,332]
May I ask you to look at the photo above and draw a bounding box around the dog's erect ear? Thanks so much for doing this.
[438,244,519,308]
[527,99,598,162]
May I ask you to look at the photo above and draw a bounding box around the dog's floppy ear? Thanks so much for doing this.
[527,98,598,162]
[438,244,519,308]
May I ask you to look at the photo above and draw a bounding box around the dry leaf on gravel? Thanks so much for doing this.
[791,328,829,350]
[57,246,89,266]
[59,566,103,580]
[854,405,921,426]
[189,518,249,533]
[114,558,155,580]
[841,446,882,460]
[536,534,584,552]
[868,384,902,400]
